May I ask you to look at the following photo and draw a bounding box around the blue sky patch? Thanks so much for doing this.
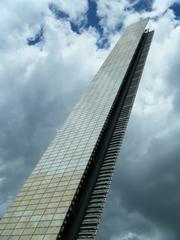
[27,0,180,49]
[171,3,180,18]
[70,22,81,34]
[48,3,69,20]
[87,0,103,35]
[27,25,44,46]
[87,0,111,49]
[132,0,153,12]
[96,37,110,49]
[48,2,82,34]
[47,1,111,48]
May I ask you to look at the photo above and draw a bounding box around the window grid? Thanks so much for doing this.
[0,19,148,240]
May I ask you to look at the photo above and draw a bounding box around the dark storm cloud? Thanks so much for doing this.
[96,10,180,240]
[97,103,180,240]
[0,80,66,215]
[0,54,86,216]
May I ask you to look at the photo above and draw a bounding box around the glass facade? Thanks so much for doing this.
[75,29,154,240]
[0,19,151,240]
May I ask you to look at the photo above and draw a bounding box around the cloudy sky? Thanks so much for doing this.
[0,0,180,239]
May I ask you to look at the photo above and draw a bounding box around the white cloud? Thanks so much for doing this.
[54,0,88,23]
[96,0,132,32]
[0,1,106,108]
[134,10,180,139]
[95,0,180,32]
[111,230,174,240]
[152,0,180,16]
[111,232,149,240]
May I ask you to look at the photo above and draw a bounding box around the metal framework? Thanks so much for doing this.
[59,30,154,240]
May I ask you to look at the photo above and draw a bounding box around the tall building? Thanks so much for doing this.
[0,19,154,240]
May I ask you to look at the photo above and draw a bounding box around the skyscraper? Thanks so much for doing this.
[0,19,154,240]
